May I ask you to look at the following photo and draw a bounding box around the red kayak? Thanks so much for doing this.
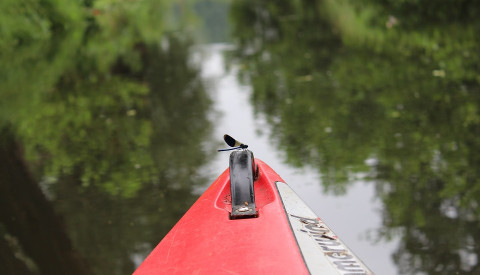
[135,137,372,274]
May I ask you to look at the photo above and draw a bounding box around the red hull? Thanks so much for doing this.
[134,160,309,274]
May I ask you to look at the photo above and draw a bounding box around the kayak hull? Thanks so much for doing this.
[134,160,372,275]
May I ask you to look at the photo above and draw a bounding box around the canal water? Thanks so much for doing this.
[200,44,398,274]
[1,1,480,275]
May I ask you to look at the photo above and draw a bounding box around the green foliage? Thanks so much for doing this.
[0,0,83,52]
[0,0,174,198]
[20,77,153,197]
[0,1,214,272]
[86,0,169,71]
[230,0,480,273]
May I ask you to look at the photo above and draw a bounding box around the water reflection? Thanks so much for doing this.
[230,0,480,273]
[3,0,480,274]
[1,126,92,274]
[0,1,213,274]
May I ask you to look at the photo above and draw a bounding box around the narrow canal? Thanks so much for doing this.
[200,44,398,274]
[1,1,480,274]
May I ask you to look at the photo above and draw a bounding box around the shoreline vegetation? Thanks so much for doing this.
[1,0,480,274]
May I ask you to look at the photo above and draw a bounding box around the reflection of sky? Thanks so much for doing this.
[198,44,400,275]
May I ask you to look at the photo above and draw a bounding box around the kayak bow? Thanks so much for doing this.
[135,149,372,275]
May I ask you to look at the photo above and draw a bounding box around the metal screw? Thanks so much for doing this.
[237,206,250,212]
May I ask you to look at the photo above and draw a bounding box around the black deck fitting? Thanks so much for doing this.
[229,150,257,219]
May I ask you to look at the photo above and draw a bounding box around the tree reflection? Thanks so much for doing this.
[0,0,213,274]
[0,126,92,275]
[230,0,480,273]
[45,36,213,275]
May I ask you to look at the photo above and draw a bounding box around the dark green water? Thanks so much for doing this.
[1,0,480,274]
